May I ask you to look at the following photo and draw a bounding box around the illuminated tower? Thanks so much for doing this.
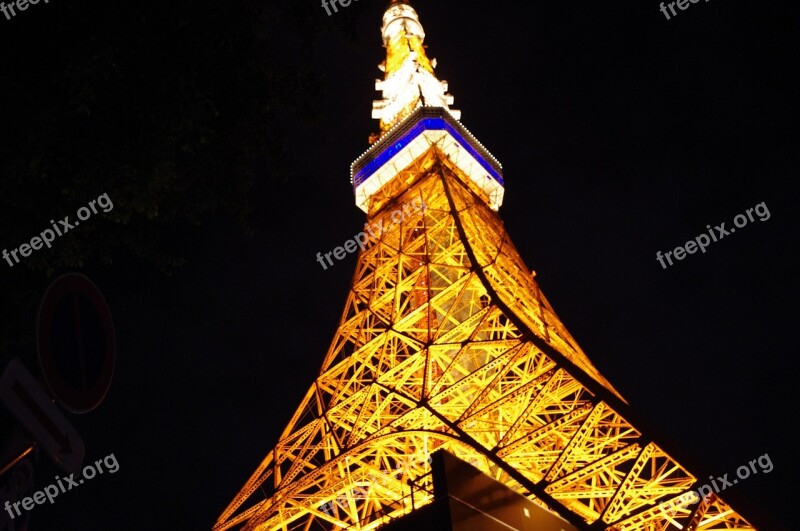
[215,3,767,530]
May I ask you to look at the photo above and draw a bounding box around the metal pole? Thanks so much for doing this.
[0,444,34,478]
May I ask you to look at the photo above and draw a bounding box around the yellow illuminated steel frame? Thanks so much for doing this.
[214,148,756,531]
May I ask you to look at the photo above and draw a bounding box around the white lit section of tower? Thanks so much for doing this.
[371,1,461,136]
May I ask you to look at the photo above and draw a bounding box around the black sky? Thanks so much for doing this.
[1,0,798,529]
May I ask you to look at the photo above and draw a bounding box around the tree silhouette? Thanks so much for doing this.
[0,0,323,349]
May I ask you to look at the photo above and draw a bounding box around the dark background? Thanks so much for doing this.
[0,0,797,529]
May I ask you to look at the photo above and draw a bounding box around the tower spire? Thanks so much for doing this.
[372,1,460,139]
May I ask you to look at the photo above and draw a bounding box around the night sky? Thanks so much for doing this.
[0,0,797,529]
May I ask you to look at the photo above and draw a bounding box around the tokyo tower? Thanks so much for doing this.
[215,2,774,530]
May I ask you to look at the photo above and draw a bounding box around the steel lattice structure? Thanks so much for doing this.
[215,3,762,530]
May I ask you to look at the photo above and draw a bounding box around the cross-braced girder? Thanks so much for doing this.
[215,150,757,531]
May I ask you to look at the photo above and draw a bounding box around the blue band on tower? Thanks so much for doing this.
[352,108,503,191]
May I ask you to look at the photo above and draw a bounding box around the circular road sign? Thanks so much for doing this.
[36,273,115,413]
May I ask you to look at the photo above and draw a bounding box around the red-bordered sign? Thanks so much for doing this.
[36,273,115,414]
